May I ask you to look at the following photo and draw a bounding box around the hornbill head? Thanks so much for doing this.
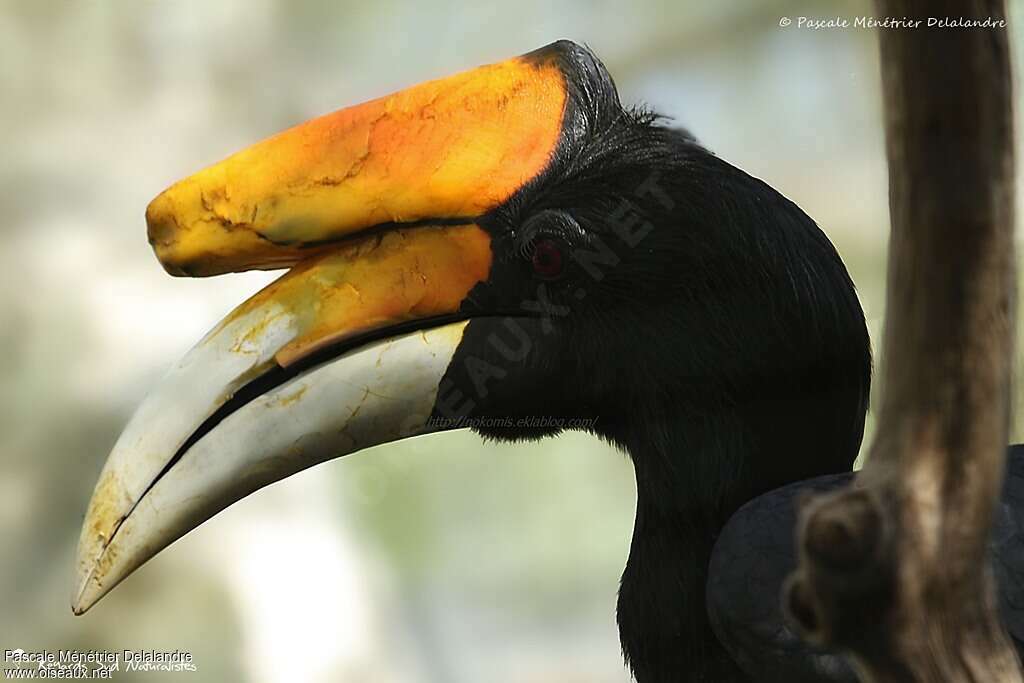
[74,40,870,678]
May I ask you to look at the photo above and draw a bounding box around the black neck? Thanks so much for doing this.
[610,373,865,682]
[617,495,744,682]
[614,409,753,683]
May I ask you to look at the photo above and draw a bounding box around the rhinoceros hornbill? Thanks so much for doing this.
[71,40,1024,682]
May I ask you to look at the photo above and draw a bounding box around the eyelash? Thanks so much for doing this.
[518,234,539,260]
[516,210,585,257]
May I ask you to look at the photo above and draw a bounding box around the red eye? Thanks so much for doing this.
[531,238,564,279]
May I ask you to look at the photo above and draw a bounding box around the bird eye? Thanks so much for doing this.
[530,237,565,280]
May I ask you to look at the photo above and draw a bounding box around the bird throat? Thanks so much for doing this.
[613,412,759,683]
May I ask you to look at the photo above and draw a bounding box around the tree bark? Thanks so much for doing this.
[783,1,1020,681]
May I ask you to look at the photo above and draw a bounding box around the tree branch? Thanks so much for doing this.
[783,1,1019,680]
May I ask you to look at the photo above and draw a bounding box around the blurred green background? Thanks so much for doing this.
[2,1,1023,681]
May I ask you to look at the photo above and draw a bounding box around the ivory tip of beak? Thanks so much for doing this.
[71,587,103,616]
[71,566,100,616]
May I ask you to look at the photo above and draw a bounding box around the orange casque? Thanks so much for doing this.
[145,48,569,368]
[145,51,568,276]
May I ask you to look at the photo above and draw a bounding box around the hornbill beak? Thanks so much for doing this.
[72,45,571,614]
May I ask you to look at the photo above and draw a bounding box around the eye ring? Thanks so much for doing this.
[530,237,565,280]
